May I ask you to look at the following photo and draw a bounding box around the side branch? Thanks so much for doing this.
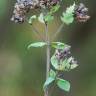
[52,23,64,41]
[32,25,45,41]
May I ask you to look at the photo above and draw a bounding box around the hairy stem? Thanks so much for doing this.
[44,23,50,96]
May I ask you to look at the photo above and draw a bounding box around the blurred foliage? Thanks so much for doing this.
[0,0,96,96]
[0,0,7,20]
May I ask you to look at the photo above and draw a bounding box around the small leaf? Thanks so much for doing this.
[44,14,54,22]
[67,57,78,70]
[67,56,73,63]
[66,3,76,14]
[61,13,74,25]
[38,13,45,23]
[28,15,36,24]
[28,42,47,49]
[51,55,59,70]
[59,59,69,71]
[44,4,60,23]
[57,78,70,92]
[49,69,56,78]
[70,64,78,69]
[51,42,70,49]
[62,59,71,71]
[43,70,56,91]
[52,42,65,45]
[61,3,75,25]
[50,4,60,14]
[43,77,55,91]
[52,42,65,49]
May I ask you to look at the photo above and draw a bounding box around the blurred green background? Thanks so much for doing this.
[0,0,96,96]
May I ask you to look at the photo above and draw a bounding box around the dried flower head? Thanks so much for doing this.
[39,0,60,8]
[11,0,34,23]
[74,3,90,22]
[11,0,61,23]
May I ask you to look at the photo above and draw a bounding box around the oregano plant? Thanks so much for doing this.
[11,0,90,96]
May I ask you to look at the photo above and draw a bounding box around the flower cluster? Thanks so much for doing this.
[11,0,39,23]
[55,46,77,66]
[39,0,60,8]
[11,0,61,23]
[55,46,71,60]
[74,3,90,22]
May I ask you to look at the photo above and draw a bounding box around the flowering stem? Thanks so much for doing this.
[44,23,50,96]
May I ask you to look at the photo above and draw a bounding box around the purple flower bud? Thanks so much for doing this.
[55,46,71,60]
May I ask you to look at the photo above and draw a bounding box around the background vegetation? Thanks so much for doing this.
[0,0,96,96]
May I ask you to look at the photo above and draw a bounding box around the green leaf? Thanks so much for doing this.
[50,4,60,14]
[44,14,54,22]
[57,78,70,92]
[44,4,60,23]
[49,69,56,78]
[52,42,65,45]
[62,59,69,69]
[43,69,56,91]
[61,3,75,25]
[38,4,60,23]
[67,57,78,70]
[70,64,78,69]
[61,57,78,71]
[62,59,71,71]
[61,13,74,25]
[28,42,47,49]
[54,58,70,71]
[51,55,59,70]
[66,3,76,14]
[52,42,65,49]
[43,77,55,91]
[51,42,70,49]
[38,13,45,23]
[28,15,36,24]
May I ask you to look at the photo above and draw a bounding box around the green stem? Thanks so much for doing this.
[49,71,58,96]
[44,23,50,96]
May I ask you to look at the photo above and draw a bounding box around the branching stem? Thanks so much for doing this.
[26,17,44,41]
[32,25,45,41]
[52,23,64,41]
[44,22,64,96]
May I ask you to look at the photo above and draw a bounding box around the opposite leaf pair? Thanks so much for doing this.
[28,41,78,92]
[44,42,78,92]
[43,69,70,92]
